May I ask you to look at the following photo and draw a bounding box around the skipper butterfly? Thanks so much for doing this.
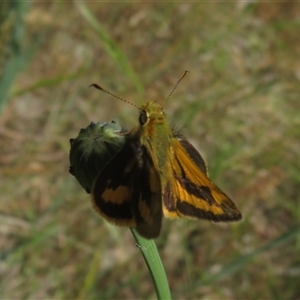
[91,72,242,239]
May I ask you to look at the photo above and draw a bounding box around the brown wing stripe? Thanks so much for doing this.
[94,198,133,220]
[177,200,241,221]
[179,177,218,205]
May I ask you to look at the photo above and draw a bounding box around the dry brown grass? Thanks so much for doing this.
[1,2,300,299]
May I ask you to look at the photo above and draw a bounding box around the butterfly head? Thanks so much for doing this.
[139,101,166,126]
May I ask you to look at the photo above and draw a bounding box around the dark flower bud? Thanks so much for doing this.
[69,121,127,193]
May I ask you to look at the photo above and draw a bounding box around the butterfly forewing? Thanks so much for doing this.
[167,138,242,221]
[132,146,162,239]
[175,133,208,175]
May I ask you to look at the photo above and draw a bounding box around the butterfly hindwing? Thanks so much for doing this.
[92,140,162,239]
[92,142,137,227]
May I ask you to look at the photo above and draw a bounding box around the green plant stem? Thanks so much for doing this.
[130,228,172,300]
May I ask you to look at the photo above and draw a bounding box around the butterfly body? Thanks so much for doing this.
[138,101,174,187]
[92,100,242,239]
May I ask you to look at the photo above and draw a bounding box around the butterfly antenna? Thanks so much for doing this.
[165,70,189,104]
[90,83,140,109]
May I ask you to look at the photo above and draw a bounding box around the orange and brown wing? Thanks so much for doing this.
[92,142,137,227]
[92,142,162,239]
[132,146,162,239]
[163,138,242,222]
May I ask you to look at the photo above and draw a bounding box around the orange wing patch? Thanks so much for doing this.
[163,138,242,222]
[92,153,137,227]
[92,141,163,239]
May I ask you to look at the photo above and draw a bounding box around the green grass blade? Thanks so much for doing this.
[0,1,45,114]
[76,2,144,98]
[78,249,102,299]
[0,1,29,113]
[203,226,300,284]
[11,68,87,97]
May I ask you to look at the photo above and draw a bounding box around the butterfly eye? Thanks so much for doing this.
[139,110,148,125]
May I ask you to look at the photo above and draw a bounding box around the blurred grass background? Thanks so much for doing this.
[1,2,300,299]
